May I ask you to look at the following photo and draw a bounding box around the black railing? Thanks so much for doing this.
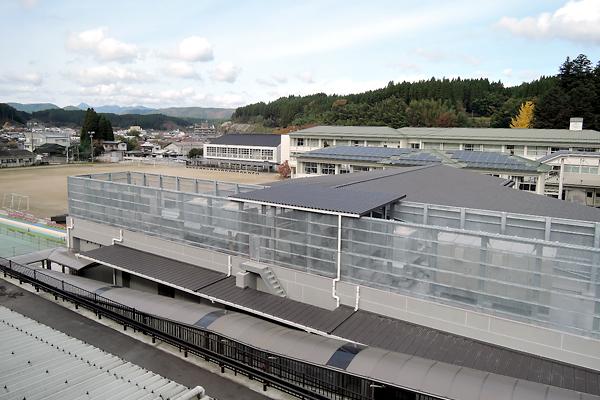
[0,257,429,400]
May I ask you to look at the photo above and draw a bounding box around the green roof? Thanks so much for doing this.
[290,125,600,144]
[290,125,401,138]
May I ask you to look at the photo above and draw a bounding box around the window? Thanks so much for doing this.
[296,138,305,146]
[410,143,420,149]
[442,143,460,150]
[423,142,441,150]
[551,147,568,153]
[576,147,596,152]
[527,146,549,156]
[304,162,317,174]
[351,140,362,147]
[321,163,336,174]
[505,145,515,155]
[463,144,475,151]
[340,164,351,174]
[352,165,369,172]
[323,140,330,147]
[564,165,580,173]
[261,149,274,160]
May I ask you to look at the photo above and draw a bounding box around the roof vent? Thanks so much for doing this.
[569,117,583,131]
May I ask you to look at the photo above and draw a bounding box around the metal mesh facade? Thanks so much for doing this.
[68,172,600,338]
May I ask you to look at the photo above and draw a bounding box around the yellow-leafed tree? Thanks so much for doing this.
[510,101,535,128]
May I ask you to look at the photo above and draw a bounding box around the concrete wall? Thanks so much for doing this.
[70,216,600,371]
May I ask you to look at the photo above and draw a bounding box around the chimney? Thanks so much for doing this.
[569,117,583,131]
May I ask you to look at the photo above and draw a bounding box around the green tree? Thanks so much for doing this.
[188,148,203,158]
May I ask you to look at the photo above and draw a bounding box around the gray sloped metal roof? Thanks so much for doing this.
[229,184,406,216]
[209,133,282,147]
[290,125,600,144]
[78,246,355,333]
[0,306,202,400]
[397,127,600,143]
[290,125,401,138]
[81,244,227,291]
[538,150,600,163]
[9,247,95,271]
[269,165,600,222]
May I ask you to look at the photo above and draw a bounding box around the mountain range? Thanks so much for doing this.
[7,102,234,120]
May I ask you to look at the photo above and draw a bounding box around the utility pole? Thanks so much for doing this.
[90,131,95,163]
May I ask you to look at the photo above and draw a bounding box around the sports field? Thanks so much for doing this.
[0,223,64,258]
[0,163,278,218]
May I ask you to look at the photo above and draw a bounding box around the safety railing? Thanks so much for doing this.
[0,256,428,400]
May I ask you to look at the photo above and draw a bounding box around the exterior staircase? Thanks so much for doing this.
[241,261,286,297]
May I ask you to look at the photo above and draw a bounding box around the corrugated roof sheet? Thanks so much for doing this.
[269,165,600,222]
[333,310,600,396]
[81,245,227,291]
[230,184,406,215]
[538,150,600,162]
[0,306,198,400]
[209,133,282,147]
[10,247,94,271]
[290,125,400,138]
[79,245,354,333]
[201,277,355,333]
[398,127,600,143]
[290,125,600,144]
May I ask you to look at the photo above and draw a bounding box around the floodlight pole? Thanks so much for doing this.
[90,131,95,163]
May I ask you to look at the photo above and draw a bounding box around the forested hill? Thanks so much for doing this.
[233,54,600,130]
[0,105,193,130]
[31,108,192,130]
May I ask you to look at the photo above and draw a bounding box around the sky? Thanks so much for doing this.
[0,0,599,109]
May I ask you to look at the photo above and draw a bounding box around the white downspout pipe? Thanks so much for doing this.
[354,285,360,311]
[558,158,565,200]
[332,213,342,308]
[66,217,74,249]
[112,229,123,244]
[227,255,232,277]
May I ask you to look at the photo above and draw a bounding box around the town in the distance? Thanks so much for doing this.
[1,1,600,400]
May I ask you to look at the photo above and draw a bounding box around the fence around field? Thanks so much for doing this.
[0,223,64,257]
[0,257,424,400]
[68,172,600,339]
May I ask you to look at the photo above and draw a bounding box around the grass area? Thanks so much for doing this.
[0,163,278,218]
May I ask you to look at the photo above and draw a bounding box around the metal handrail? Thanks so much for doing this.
[0,256,414,400]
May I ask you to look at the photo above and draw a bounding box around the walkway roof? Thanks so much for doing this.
[0,305,202,400]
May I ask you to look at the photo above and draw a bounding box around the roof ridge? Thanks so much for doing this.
[332,165,435,189]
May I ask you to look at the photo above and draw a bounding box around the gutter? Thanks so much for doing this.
[332,213,342,308]
[76,253,364,346]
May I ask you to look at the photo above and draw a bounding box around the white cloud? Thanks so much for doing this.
[165,62,200,79]
[73,66,146,86]
[256,78,277,87]
[272,74,288,84]
[211,62,241,83]
[503,68,513,77]
[159,87,195,101]
[390,61,422,73]
[20,0,38,8]
[3,71,43,86]
[67,28,138,62]
[177,36,214,62]
[497,0,600,44]
[297,71,314,84]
